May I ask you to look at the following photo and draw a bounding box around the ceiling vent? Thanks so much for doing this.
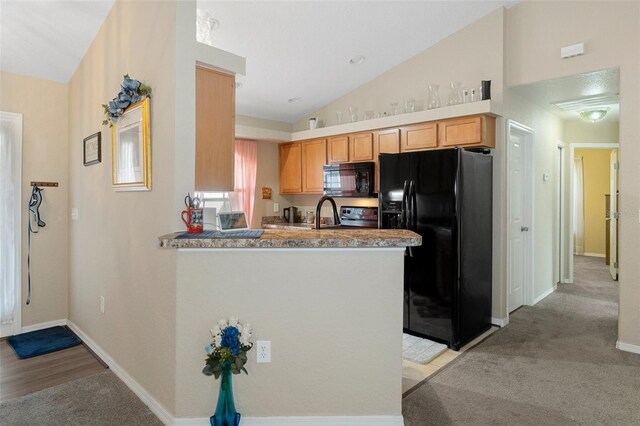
[551,93,619,111]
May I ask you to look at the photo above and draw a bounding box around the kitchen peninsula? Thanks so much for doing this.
[160,228,419,422]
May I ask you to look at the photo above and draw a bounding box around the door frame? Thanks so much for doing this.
[567,142,619,283]
[0,111,23,337]
[557,142,566,284]
[506,120,535,311]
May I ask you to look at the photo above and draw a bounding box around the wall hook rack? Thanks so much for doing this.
[30,181,58,187]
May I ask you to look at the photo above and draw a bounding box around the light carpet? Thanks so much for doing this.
[403,255,640,425]
[0,370,162,425]
[403,333,448,364]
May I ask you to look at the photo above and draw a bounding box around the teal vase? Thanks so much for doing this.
[210,364,241,426]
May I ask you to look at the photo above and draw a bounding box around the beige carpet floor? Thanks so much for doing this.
[0,370,162,425]
[402,255,640,425]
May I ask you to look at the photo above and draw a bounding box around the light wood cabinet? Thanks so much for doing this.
[301,139,327,193]
[327,135,349,163]
[279,142,302,194]
[439,115,496,148]
[349,132,374,162]
[400,122,437,152]
[375,128,400,156]
[195,66,235,191]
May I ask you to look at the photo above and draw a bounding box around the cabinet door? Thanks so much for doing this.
[375,128,400,155]
[400,122,437,152]
[302,139,327,193]
[279,143,302,194]
[439,115,495,148]
[327,135,349,163]
[349,132,374,162]
[195,66,235,191]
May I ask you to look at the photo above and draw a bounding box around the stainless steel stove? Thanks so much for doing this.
[339,206,378,228]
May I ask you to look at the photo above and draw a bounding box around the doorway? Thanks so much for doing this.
[568,143,619,283]
[506,120,534,313]
[0,111,23,337]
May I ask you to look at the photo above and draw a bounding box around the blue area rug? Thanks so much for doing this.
[7,326,82,359]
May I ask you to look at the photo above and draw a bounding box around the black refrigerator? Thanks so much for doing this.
[379,148,492,350]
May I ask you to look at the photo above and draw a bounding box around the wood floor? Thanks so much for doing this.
[0,339,107,401]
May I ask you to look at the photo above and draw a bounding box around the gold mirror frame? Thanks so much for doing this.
[111,98,151,191]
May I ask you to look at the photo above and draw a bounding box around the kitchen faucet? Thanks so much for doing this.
[315,196,341,229]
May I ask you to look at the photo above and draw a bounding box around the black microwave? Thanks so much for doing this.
[323,162,376,197]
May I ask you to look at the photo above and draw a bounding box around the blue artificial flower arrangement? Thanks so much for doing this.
[101,74,152,127]
[203,318,253,378]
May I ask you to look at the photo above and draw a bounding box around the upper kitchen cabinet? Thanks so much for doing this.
[301,139,327,193]
[374,128,400,156]
[195,66,235,191]
[279,142,302,194]
[349,132,374,162]
[439,114,496,148]
[279,139,327,194]
[400,122,437,152]
[327,135,350,164]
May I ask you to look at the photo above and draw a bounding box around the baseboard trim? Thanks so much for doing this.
[66,321,174,425]
[174,416,404,425]
[583,252,606,258]
[491,317,509,327]
[21,319,67,333]
[616,340,640,355]
[532,285,557,305]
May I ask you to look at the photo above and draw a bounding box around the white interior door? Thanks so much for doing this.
[609,149,618,280]
[0,111,22,337]
[507,124,531,312]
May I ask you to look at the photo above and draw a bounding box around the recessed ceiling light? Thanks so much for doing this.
[349,55,365,65]
[288,97,301,104]
[235,82,243,89]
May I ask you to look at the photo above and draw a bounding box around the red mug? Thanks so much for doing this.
[181,208,204,234]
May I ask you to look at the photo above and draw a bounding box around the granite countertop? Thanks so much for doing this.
[158,229,421,249]
[262,223,315,230]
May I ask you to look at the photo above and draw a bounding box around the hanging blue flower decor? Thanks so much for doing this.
[101,74,152,127]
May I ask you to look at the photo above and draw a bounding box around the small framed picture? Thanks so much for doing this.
[83,132,101,166]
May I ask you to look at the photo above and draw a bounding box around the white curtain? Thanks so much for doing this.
[229,139,258,226]
[0,113,21,334]
[573,156,585,255]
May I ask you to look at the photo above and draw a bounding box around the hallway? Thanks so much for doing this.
[402,255,640,425]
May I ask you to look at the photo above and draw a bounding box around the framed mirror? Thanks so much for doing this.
[111,98,151,191]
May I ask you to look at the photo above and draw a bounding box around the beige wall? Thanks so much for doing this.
[67,0,178,413]
[252,141,289,228]
[293,8,505,131]
[0,72,69,327]
[506,1,640,346]
[575,149,613,256]
[564,121,619,144]
[176,249,404,417]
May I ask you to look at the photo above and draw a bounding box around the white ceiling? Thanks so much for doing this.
[198,1,515,123]
[511,68,620,122]
[0,0,115,83]
[1,0,516,124]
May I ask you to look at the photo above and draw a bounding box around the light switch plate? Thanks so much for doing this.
[273,202,279,212]
[71,208,79,221]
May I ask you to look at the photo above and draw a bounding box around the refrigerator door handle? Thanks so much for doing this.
[401,180,409,229]
[407,180,416,257]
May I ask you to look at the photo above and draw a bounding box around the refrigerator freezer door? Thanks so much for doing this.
[407,150,458,343]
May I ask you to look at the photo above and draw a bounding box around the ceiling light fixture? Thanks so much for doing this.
[349,55,365,65]
[579,108,609,123]
[288,97,301,104]
[209,18,220,31]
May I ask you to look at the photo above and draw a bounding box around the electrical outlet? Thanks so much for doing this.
[273,203,279,213]
[71,208,79,221]
[100,296,105,314]
[256,340,271,363]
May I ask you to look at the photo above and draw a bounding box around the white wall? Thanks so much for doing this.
[503,90,564,299]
